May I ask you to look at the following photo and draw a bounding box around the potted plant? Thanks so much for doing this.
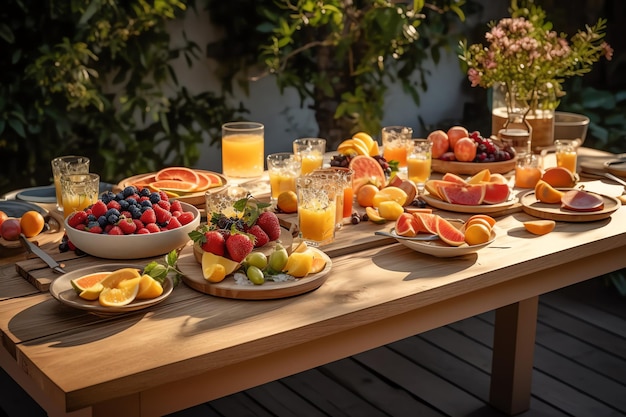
[458,0,613,153]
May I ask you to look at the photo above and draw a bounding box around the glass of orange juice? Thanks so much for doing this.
[515,153,542,188]
[51,156,90,212]
[293,138,326,174]
[382,126,413,170]
[60,173,100,218]
[267,153,301,201]
[314,167,353,227]
[555,140,578,173]
[296,174,338,246]
[407,139,432,194]
[221,122,264,178]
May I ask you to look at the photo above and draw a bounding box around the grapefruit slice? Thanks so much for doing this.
[70,271,111,294]
[442,172,467,185]
[155,167,200,184]
[436,216,466,246]
[149,180,198,192]
[414,212,439,234]
[349,155,386,192]
[438,184,486,205]
[482,183,510,204]
[194,172,223,192]
[560,190,604,212]
[424,180,459,200]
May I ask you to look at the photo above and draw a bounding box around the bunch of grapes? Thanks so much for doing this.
[469,131,516,163]
[330,154,391,175]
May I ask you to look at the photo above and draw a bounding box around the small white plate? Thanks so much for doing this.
[49,263,174,316]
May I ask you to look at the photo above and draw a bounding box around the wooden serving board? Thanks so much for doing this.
[117,169,228,208]
[431,157,516,175]
[519,190,621,222]
[178,245,332,300]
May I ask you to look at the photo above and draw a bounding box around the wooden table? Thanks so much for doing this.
[1,152,625,417]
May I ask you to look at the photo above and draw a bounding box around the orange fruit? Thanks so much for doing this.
[0,211,7,228]
[535,180,564,204]
[356,183,379,207]
[70,271,111,294]
[466,214,496,228]
[20,210,45,238]
[523,220,556,235]
[277,190,298,213]
[464,223,491,245]
[541,166,576,188]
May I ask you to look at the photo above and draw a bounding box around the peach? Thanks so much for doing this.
[447,126,469,149]
[427,130,450,159]
[453,137,478,162]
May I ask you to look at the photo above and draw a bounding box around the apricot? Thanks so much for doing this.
[541,166,576,188]
[453,137,478,162]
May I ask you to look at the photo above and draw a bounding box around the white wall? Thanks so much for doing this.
[168,2,507,173]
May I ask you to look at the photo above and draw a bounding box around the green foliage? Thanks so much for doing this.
[203,0,476,145]
[0,0,243,195]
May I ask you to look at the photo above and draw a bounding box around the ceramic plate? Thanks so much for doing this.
[16,183,115,204]
[421,193,518,214]
[520,189,621,222]
[49,263,174,316]
[395,228,496,258]
[177,245,332,300]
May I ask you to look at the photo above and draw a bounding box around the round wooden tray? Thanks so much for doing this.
[431,157,516,175]
[177,245,332,300]
[520,189,621,222]
[117,169,228,208]
[421,193,518,214]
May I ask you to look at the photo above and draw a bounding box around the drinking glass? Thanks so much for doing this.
[555,140,578,173]
[314,167,354,225]
[221,122,264,178]
[407,139,432,193]
[51,156,90,211]
[60,173,99,218]
[296,174,338,246]
[205,186,249,218]
[267,153,301,201]
[515,154,542,188]
[293,138,326,174]
[382,126,413,169]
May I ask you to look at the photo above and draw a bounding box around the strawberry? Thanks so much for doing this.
[201,231,225,256]
[225,234,254,262]
[140,208,157,224]
[177,211,195,225]
[87,224,103,234]
[68,211,88,228]
[106,200,122,211]
[145,223,160,233]
[247,225,269,248]
[167,217,182,229]
[170,200,183,213]
[154,204,172,224]
[91,200,108,218]
[256,211,281,241]
[157,199,171,211]
[117,217,137,234]
[107,225,124,235]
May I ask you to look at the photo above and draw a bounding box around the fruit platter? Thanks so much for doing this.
[180,195,332,300]
[118,167,227,208]
[421,169,517,214]
[387,212,497,257]
[49,263,175,316]
[428,126,517,175]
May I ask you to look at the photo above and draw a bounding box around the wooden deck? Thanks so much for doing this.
[2,276,625,417]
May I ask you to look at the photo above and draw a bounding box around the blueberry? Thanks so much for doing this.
[139,188,151,197]
[149,193,161,204]
[98,215,108,228]
[123,186,137,198]
[141,200,153,208]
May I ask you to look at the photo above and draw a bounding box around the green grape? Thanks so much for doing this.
[267,243,288,273]
[246,265,265,285]
[245,252,268,269]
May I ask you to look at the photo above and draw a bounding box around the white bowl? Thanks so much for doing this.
[64,202,200,259]
[555,111,589,146]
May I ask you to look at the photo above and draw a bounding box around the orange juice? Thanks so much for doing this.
[60,173,99,218]
[383,145,407,167]
[300,151,324,174]
[298,203,336,244]
[222,134,264,178]
[407,157,431,184]
[342,186,354,218]
[515,166,542,188]
[62,194,95,218]
[269,172,297,199]
[556,150,577,173]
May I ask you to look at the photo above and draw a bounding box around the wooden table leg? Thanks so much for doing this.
[489,296,539,415]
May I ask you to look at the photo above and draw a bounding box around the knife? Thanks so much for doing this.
[19,234,67,274]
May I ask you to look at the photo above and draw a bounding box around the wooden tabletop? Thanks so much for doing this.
[1,149,626,417]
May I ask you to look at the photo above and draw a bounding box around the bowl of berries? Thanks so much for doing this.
[64,186,201,259]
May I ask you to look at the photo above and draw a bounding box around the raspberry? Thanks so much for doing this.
[117,217,137,235]
[91,200,107,218]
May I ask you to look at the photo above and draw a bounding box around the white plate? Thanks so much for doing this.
[49,263,174,316]
[392,228,496,257]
